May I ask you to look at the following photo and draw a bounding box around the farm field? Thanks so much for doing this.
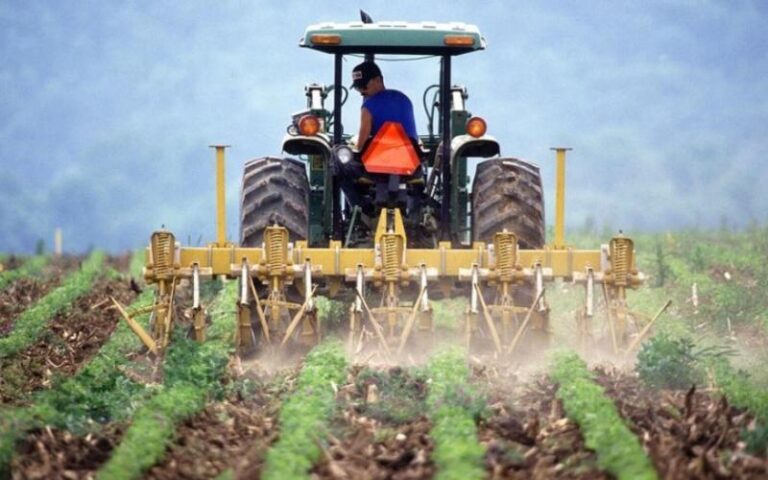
[1,228,767,479]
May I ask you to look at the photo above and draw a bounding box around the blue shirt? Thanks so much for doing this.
[362,89,418,140]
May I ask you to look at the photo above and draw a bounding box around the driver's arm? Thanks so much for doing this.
[356,107,373,151]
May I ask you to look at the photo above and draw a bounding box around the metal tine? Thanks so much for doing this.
[281,285,318,347]
[473,281,503,355]
[397,286,427,355]
[623,299,672,358]
[353,289,392,359]
[507,289,545,356]
[245,263,271,344]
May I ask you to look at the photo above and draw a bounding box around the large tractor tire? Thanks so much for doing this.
[472,158,545,247]
[471,157,548,352]
[240,157,309,247]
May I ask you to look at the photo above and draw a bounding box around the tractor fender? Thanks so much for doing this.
[450,134,500,165]
[282,133,333,158]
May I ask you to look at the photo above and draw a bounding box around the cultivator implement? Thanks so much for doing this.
[117,147,648,359]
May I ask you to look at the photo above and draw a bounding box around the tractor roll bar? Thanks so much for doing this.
[440,54,452,243]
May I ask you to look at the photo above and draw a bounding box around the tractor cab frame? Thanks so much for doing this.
[285,21,498,246]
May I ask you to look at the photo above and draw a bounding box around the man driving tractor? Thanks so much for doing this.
[351,61,418,150]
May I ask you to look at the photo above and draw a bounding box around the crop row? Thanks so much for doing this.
[261,341,348,480]
[128,249,145,280]
[0,256,48,291]
[0,289,153,478]
[425,348,485,480]
[0,251,104,359]
[97,280,237,480]
[551,351,658,480]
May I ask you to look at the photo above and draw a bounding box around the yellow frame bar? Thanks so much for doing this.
[164,242,605,280]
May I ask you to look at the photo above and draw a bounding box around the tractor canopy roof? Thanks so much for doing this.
[300,21,486,55]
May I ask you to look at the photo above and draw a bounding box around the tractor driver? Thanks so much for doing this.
[351,61,418,150]
[336,61,420,220]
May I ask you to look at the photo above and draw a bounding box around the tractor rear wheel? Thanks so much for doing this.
[471,157,548,352]
[240,157,309,247]
[472,158,545,247]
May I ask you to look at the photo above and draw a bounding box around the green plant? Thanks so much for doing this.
[635,333,703,389]
[262,341,348,480]
[0,255,48,291]
[355,367,427,424]
[314,296,347,326]
[425,348,485,480]
[742,424,768,456]
[128,249,145,281]
[552,351,657,480]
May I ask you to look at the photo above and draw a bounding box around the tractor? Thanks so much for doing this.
[122,15,653,362]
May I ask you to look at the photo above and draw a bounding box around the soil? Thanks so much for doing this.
[0,278,137,405]
[145,379,285,480]
[0,278,58,337]
[312,365,436,480]
[0,256,85,337]
[477,368,611,480]
[10,424,126,480]
[594,367,768,479]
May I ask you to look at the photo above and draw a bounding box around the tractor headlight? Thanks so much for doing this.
[334,145,354,165]
[466,116,487,138]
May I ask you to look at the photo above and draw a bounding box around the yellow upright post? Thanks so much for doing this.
[550,147,572,250]
[54,227,63,256]
[209,145,231,247]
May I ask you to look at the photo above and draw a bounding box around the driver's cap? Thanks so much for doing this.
[351,61,382,89]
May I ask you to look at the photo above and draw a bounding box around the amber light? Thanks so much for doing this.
[466,117,487,137]
[298,115,321,136]
[444,35,475,46]
[310,34,342,45]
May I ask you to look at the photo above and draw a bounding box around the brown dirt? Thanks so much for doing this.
[2,256,24,270]
[0,256,86,338]
[145,385,283,480]
[0,278,59,337]
[312,365,435,480]
[0,278,137,405]
[10,424,126,480]
[477,369,611,480]
[46,255,83,275]
[105,253,132,274]
[594,367,768,479]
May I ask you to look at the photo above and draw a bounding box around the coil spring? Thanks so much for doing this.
[610,237,632,286]
[265,228,287,275]
[382,234,402,282]
[494,232,517,279]
[151,231,174,279]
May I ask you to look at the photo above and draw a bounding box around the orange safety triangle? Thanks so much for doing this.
[361,122,420,175]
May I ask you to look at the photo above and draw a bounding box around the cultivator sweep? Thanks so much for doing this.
[119,18,652,359]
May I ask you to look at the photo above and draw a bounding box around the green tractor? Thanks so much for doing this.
[237,16,549,353]
[239,18,545,253]
[130,15,646,361]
